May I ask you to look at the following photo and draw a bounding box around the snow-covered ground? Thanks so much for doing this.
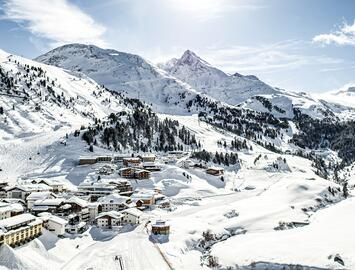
[1,113,353,270]
[1,47,354,270]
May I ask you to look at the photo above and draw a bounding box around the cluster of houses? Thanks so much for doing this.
[79,154,160,181]
[0,174,172,247]
[0,177,167,247]
[0,152,227,247]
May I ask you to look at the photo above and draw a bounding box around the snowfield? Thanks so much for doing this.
[1,113,353,270]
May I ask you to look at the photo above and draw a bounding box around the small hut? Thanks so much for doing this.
[151,220,170,235]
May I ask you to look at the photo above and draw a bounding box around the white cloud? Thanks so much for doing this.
[313,20,355,46]
[196,41,344,74]
[154,40,345,76]
[2,0,108,48]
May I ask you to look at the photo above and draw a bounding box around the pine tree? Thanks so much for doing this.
[343,182,349,198]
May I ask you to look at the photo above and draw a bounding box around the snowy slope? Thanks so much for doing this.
[0,49,128,140]
[0,49,144,183]
[0,106,354,270]
[1,135,351,270]
[239,90,350,120]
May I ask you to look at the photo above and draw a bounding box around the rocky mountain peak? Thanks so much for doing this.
[177,50,210,67]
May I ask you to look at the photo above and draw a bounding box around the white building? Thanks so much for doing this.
[98,194,130,212]
[38,213,67,236]
[0,213,43,247]
[47,215,67,236]
[6,184,53,201]
[26,191,57,209]
[138,154,156,162]
[131,189,156,207]
[77,182,117,199]
[65,197,90,222]
[121,208,143,224]
[31,198,65,214]
[65,220,87,234]
[6,186,31,200]
[0,202,24,220]
[96,211,124,229]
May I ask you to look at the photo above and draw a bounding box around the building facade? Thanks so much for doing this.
[0,213,43,247]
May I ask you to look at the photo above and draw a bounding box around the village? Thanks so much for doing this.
[0,151,225,248]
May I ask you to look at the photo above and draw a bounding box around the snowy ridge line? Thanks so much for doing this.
[36,43,355,119]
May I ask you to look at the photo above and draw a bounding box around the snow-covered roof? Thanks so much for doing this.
[78,182,115,189]
[37,179,64,186]
[139,154,156,158]
[123,157,141,161]
[96,211,123,220]
[48,215,68,225]
[122,208,143,217]
[134,169,150,174]
[38,213,67,225]
[33,198,64,206]
[31,205,49,211]
[98,194,129,205]
[106,179,130,184]
[66,221,86,229]
[154,194,165,200]
[60,204,72,210]
[207,167,224,171]
[131,193,154,200]
[23,183,53,191]
[66,196,88,208]
[142,162,156,166]
[26,191,53,200]
[152,220,169,228]
[118,167,133,172]
[5,185,30,192]
[0,202,23,213]
[0,213,37,229]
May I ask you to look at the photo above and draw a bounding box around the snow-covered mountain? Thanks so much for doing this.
[158,50,278,105]
[159,50,355,120]
[37,44,354,120]
[0,48,130,140]
[317,85,355,109]
[35,44,206,115]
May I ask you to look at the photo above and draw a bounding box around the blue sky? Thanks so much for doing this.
[0,0,354,93]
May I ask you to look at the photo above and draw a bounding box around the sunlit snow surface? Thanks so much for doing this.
[0,48,354,270]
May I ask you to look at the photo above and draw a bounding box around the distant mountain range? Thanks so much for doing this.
[36,44,355,120]
[1,43,354,143]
